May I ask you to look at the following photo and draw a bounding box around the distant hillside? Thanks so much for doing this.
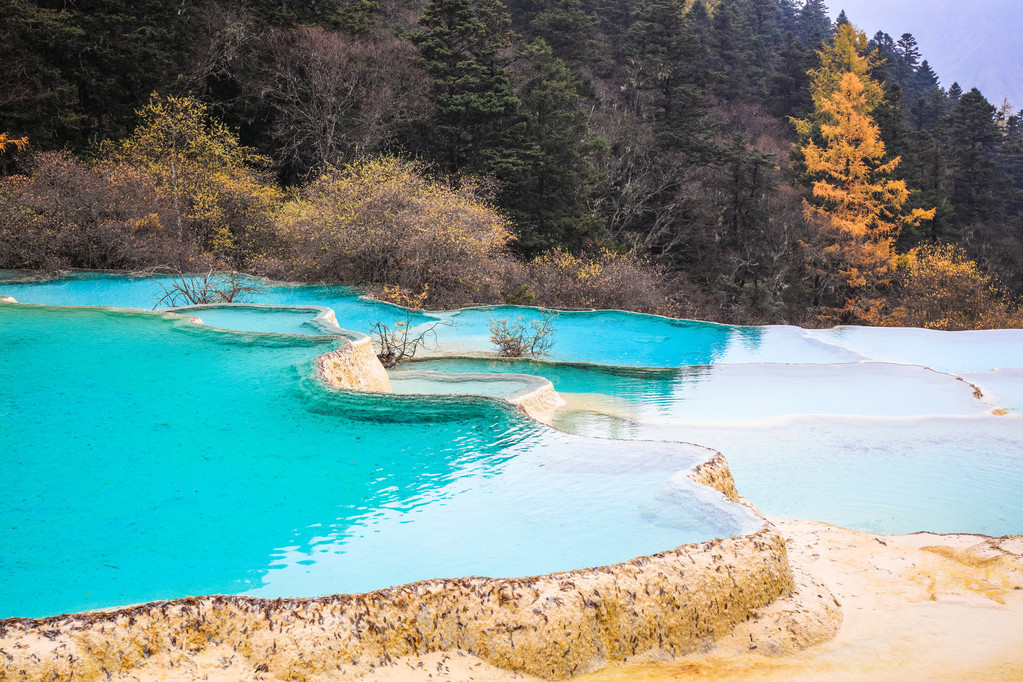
[833,0,1023,108]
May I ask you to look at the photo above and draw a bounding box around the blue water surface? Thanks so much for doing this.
[0,303,756,619]
[2,271,1023,618]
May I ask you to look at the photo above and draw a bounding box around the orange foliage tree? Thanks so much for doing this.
[796,24,934,324]
[0,133,28,155]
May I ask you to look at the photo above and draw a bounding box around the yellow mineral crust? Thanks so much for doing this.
[317,336,391,393]
[0,523,802,681]
[687,453,741,504]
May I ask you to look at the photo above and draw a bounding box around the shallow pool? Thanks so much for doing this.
[0,303,757,618]
[2,271,1023,618]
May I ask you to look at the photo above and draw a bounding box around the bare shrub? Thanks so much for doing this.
[520,248,668,312]
[0,151,189,270]
[488,310,558,357]
[275,157,516,306]
[372,285,446,368]
[153,269,264,308]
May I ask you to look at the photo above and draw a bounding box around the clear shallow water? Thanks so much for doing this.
[3,272,1023,617]
[0,272,862,367]
[668,417,1023,535]
[0,271,429,333]
[0,304,757,619]
[963,369,1023,415]
[420,309,863,367]
[5,272,1023,370]
[389,376,536,398]
[405,359,1023,535]
[807,326,1023,373]
[177,306,327,336]
[405,359,991,421]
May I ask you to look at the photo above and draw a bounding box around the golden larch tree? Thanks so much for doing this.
[796,24,933,323]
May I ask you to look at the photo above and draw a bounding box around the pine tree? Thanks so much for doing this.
[505,40,606,251]
[947,82,963,105]
[896,33,920,69]
[769,31,814,118]
[626,0,711,153]
[940,88,1004,230]
[708,0,757,101]
[797,0,832,48]
[412,0,528,175]
[529,0,602,66]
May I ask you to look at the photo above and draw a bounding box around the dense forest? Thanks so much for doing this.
[2,0,1022,328]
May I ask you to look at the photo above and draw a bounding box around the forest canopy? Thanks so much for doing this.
[2,0,1022,328]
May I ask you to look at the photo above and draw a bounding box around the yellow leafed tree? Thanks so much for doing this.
[101,94,280,262]
[796,24,934,323]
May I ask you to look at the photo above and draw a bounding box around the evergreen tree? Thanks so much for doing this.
[870,31,913,94]
[896,33,921,69]
[505,41,606,251]
[873,83,911,158]
[796,0,832,48]
[529,0,603,67]
[947,82,963,105]
[768,31,814,118]
[940,88,1004,230]
[916,60,940,91]
[776,0,801,34]
[412,0,528,176]
[745,0,784,100]
[708,0,758,102]
[626,0,711,153]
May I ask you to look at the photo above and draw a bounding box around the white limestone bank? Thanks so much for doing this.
[317,336,392,393]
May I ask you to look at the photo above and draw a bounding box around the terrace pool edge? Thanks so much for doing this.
[0,299,839,679]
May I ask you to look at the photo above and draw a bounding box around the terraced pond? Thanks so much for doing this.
[2,271,1021,619]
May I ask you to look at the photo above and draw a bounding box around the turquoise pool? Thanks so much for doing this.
[0,303,757,619]
[409,357,1023,534]
[2,271,1022,619]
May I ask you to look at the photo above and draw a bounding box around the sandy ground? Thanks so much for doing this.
[46,519,1023,681]
[574,518,1023,682]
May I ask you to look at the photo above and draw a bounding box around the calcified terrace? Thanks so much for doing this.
[1,272,1020,679]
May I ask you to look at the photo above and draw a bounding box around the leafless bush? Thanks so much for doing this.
[0,151,190,270]
[520,248,668,312]
[488,311,558,357]
[371,285,446,368]
[153,269,264,308]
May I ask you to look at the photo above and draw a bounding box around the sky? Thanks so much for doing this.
[827,0,1022,111]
